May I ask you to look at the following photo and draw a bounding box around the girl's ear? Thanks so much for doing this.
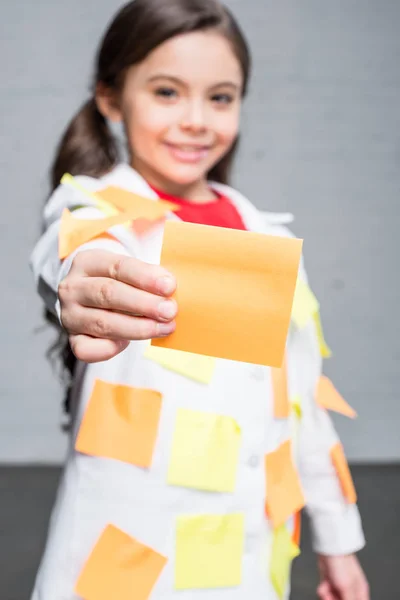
[95,82,123,123]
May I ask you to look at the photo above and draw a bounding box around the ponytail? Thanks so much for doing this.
[46,98,120,421]
[51,98,119,191]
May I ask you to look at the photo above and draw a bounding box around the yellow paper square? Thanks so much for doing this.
[168,409,241,492]
[312,311,332,358]
[175,513,244,589]
[291,279,320,329]
[270,525,300,599]
[144,345,216,384]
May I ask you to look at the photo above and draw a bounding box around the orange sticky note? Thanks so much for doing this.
[292,510,302,547]
[75,524,167,600]
[330,442,357,504]
[97,186,178,217]
[58,207,138,259]
[316,376,357,418]
[272,354,290,418]
[152,221,303,367]
[75,380,162,468]
[265,440,305,527]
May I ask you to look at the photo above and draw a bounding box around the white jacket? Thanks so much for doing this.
[30,164,365,600]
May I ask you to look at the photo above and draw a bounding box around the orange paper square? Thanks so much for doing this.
[152,221,303,367]
[272,354,290,418]
[75,380,162,468]
[330,442,357,503]
[292,510,302,547]
[75,524,167,600]
[97,186,178,217]
[265,440,305,527]
[59,207,138,259]
[316,376,357,418]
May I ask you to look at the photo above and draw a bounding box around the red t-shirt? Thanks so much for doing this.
[152,186,247,231]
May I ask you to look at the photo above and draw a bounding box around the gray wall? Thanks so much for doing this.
[0,0,398,463]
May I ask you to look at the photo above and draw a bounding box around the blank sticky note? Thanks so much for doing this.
[291,279,320,329]
[167,408,241,492]
[291,395,303,420]
[265,440,305,528]
[270,525,300,600]
[330,443,357,503]
[272,355,290,418]
[152,221,303,367]
[97,186,178,217]
[75,380,162,468]
[58,208,138,259]
[292,510,302,547]
[312,311,332,358]
[75,524,167,600]
[144,345,216,384]
[175,513,244,589]
[316,376,357,418]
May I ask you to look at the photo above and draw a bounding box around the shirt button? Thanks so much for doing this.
[251,366,265,382]
[247,455,260,468]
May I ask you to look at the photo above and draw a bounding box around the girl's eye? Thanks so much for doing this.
[211,93,234,105]
[154,87,178,99]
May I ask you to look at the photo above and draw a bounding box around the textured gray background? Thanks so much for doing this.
[0,0,398,463]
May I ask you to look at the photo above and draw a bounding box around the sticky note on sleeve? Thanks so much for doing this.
[317,376,357,418]
[144,345,216,384]
[75,380,162,468]
[291,279,319,329]
[75,524,167,600]
[153,221,303,368]
[265,440,305,527]
[313,310,332,358]
[330,442,357,503]
[270,525,300,600]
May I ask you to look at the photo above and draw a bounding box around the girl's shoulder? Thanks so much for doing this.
[210,181,295,237]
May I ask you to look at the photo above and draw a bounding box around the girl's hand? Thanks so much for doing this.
[58,249,177,363]
[317,554,369,600]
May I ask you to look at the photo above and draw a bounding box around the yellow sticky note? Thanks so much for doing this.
[291,279,320,329]
[153,220,303,368]
[313,311,332,358]
[291,395,303,420]
[168,408,241,492]
[75,524,167,600]
[144,345,216,384]
[175,513,244,589]
[270,525,300,600]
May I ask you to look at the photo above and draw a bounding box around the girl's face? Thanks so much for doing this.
[111,31,243,194]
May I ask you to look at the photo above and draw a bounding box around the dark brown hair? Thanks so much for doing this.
[47,0,251,415]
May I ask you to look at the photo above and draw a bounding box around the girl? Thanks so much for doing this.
[30,1,369,599]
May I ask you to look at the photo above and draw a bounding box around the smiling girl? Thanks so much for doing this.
[30,1,368,599]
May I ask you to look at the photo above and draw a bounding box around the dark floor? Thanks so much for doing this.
[0,465,398,600]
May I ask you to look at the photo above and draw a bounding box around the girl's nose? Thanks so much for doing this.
[179,99,207,133]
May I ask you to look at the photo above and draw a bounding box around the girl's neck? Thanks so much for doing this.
[131,158,218,204]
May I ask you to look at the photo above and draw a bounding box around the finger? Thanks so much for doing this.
[65,306,176,341]
[75,277,178,322]
[72,251,176,297]
[317,582,337,600]
[70,335,130,363]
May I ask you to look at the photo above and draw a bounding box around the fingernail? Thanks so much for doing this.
[157,275,175,296]
[157,321,175,336]
[158,300,177,320]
